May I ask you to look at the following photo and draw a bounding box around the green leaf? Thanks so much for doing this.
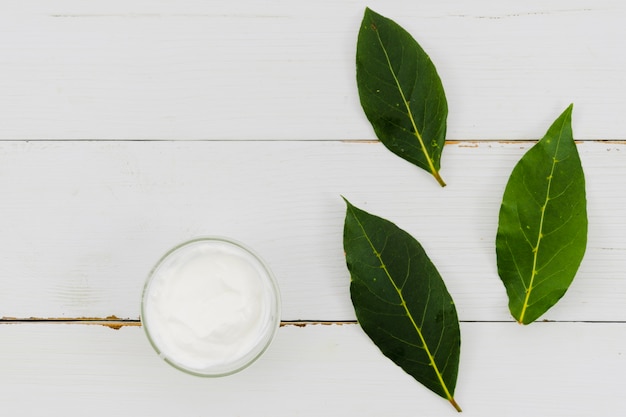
[356,8,448,187]
[496,104,588,325]
[342,198,461,412]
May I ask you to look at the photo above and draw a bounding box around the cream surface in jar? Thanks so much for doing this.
[141,237,280,376]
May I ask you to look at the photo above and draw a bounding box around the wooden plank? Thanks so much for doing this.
[0,322,623,416]
[0,140,623,321]
[0,0,624,140]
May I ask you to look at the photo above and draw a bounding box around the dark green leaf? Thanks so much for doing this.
[356,8,448,187]
[343,198,461,412]
[496,104,587,324]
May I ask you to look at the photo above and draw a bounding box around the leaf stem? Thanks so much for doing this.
[432,169,446,187]
[449,397,462,413]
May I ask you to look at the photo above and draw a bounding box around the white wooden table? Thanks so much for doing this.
[1,1,625,415]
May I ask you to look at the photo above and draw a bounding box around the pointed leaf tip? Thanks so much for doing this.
[562,103,574,119]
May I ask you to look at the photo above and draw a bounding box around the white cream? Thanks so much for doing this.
[142,238,279,376]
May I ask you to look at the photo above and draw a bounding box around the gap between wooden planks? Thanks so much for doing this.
[1,318,624,331]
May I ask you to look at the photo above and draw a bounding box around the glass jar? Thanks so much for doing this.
[141,236,281,377]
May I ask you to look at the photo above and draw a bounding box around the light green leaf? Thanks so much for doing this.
[496,104,587,324]
[343,198,461,412]
[356,8,448,187]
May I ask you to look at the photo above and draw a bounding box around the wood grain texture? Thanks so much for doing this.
[1,1,625,414]
[0,0,624,140]
[0,141,623,322]
[0,322,623,416]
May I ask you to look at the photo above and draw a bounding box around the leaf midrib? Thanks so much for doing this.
[518,122,566,324]
[348,205,456,405]
[371,23,445,187]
